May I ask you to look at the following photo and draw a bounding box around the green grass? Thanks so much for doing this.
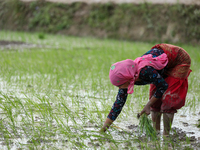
[0,30,199,149]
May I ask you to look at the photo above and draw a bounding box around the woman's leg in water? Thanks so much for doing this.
[151,111,162,132]
[163,113,174,135]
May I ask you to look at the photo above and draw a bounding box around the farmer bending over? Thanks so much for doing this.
[100,43,191,135]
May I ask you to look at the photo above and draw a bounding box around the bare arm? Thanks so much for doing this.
[138,67,168,116]
[100,88,128,132]
[140,96,159,116]
[99,118,113,132]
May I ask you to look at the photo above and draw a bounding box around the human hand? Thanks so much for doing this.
[140,104,151,116]
[99,118,113,133]
[98,127,106,133]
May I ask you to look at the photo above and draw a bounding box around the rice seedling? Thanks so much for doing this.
[138,114,157,141]
[0,30,199,149]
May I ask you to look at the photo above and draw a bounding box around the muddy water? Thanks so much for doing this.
[0,40,40,50]
[0,41,200,149]
[71,85,200,149]
[0,77,200,149]
[174,108,200,138]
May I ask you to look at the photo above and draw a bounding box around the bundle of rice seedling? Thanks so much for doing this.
[138,114,157,140]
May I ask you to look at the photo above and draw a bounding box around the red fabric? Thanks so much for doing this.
[150,44,191,113]
[150,71,191,113]
[152,43,191,67]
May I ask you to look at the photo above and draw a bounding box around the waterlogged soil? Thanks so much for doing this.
[0,40,26,45]
[126,125,200,149]
[1,118,199,149]
[0,40,42,50]
[0,40,200,149]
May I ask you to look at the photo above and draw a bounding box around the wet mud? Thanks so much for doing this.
[126,124,200,149]
[0,40,41,50]
[0,100,199,149]
[0,40,26,45]
[0,40,199,149]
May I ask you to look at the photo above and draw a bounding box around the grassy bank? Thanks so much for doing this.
[0,30,200,149]
[0,0,200,44]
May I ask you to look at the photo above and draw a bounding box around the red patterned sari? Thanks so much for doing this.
[149,44,192,113]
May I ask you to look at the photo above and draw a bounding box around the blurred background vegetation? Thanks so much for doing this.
[0,0,200,44]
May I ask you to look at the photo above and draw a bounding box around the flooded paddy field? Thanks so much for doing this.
[0,30,199,149]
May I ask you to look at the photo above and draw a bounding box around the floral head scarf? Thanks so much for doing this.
[109,53,168,94]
